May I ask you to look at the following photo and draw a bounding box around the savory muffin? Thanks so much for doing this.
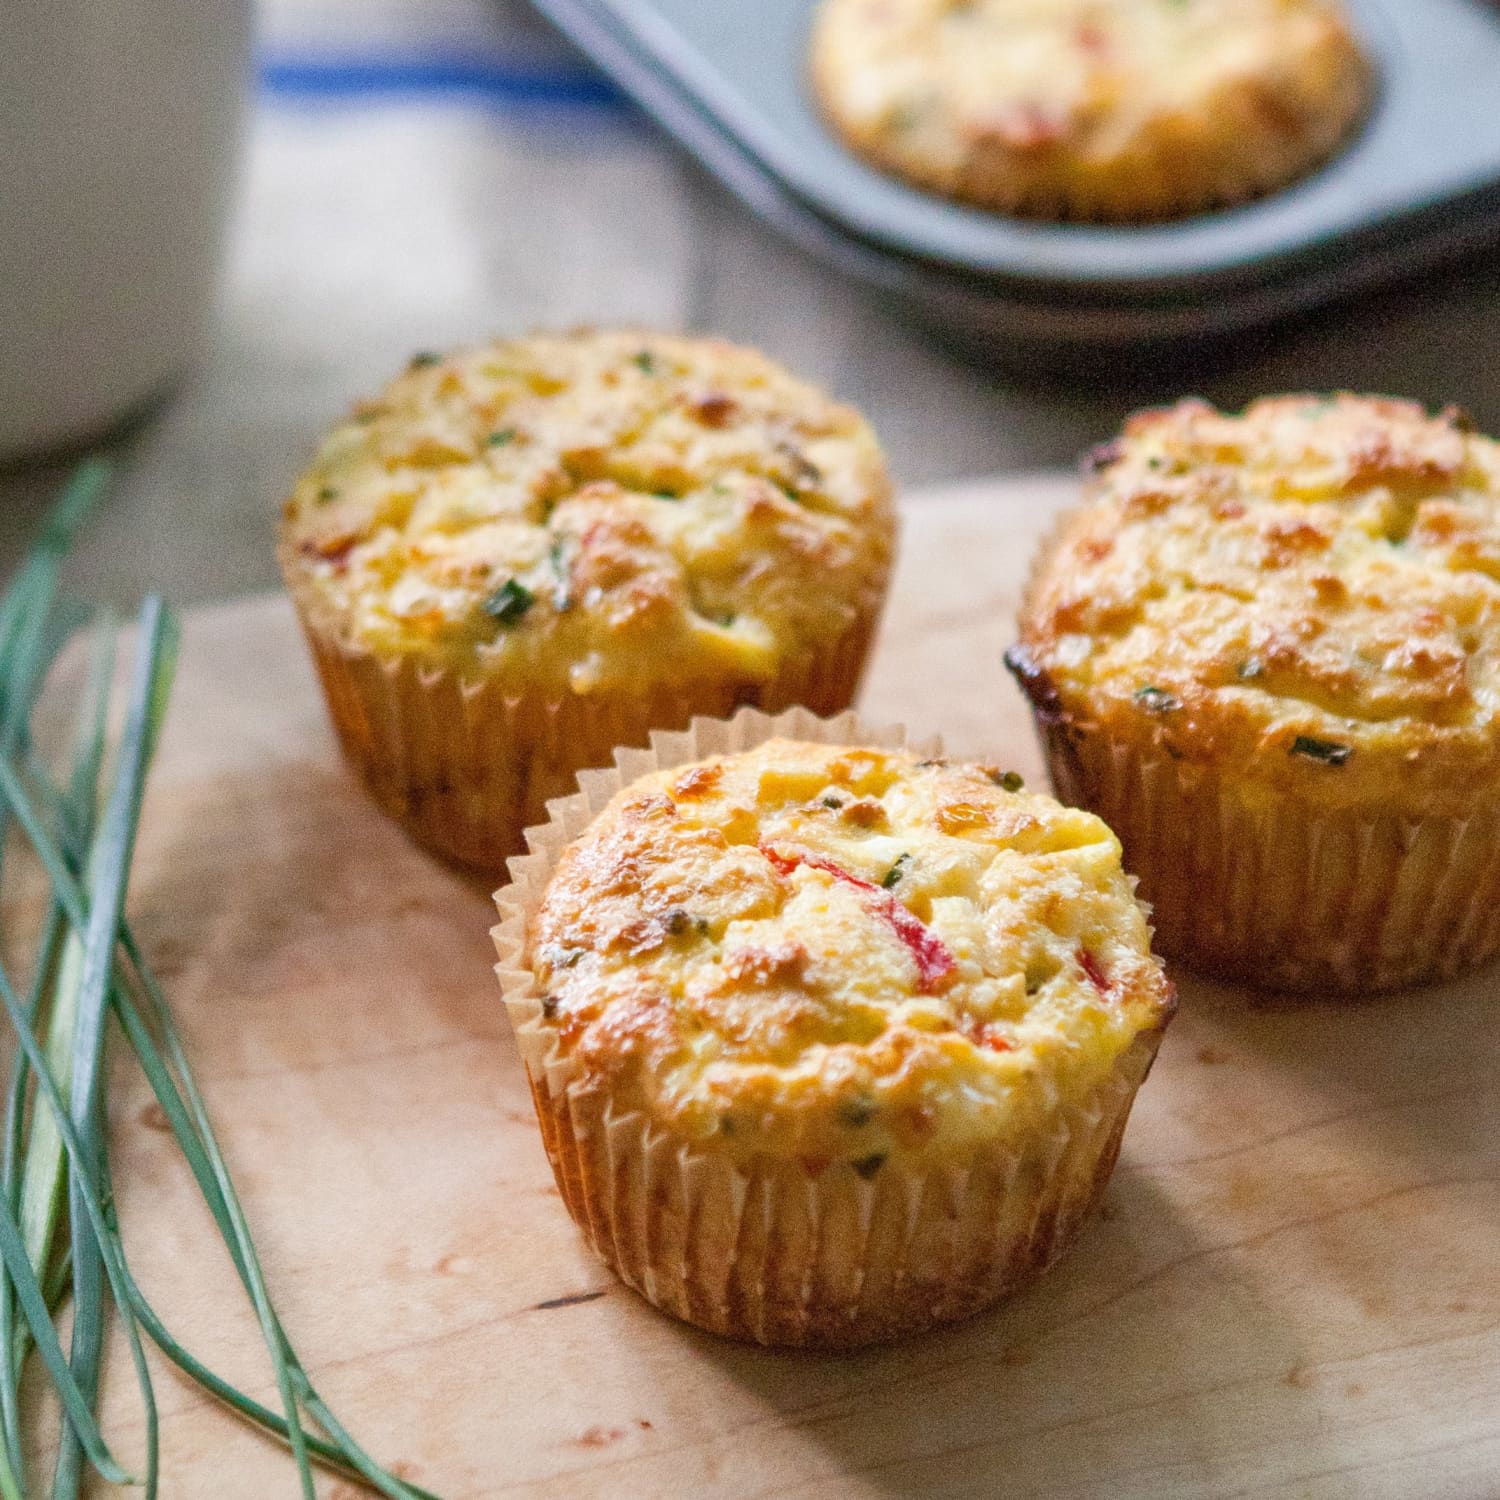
[278,331,896,869]
[810,0,1372,221]
[494,722,1174,1346]
[1010,394,1500,993]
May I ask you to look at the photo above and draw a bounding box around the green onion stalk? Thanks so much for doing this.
[0,466,439,1498]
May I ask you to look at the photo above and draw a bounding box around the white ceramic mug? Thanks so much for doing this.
[0,0,252,462]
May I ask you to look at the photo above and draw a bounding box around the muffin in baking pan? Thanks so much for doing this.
[278,330,896,870]
[809,0,1372,222]
[494,719,1174,1347]
[1010,394,1500,994]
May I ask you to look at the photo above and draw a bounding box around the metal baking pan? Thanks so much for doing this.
[529,0,1500,362]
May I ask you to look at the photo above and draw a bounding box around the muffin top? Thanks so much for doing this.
[1013,395,1500,816]
[526,739,1172,1169]
[278,331,895,692]
[810,0,1369,220]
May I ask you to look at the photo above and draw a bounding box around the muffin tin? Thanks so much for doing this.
[528,0,1500,366]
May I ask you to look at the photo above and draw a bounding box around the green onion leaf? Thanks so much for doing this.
[0,611,116,1495]
[0,466,430,1500]
[0,1181,131,1485]
[51,597,175,1500]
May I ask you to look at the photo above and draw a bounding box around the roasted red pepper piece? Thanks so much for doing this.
[1079,949,1113,998]
[760,844,956,993]
[956,1015,1015,1052]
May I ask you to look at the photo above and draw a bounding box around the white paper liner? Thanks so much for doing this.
[1013,503,1500,995]
[294,597,881,872]
[492,705,1168,1347]
[1036,721,1500,994]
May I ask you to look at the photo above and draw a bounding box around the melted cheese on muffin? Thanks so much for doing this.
[811,0,1369,220]
[528,740,1172,1167]
[1015,395,1500,815]
[279,332,894,693]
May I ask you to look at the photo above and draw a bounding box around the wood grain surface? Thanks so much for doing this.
[57,477,1500,1498]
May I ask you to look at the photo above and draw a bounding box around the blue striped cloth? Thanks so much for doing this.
[258,48,627,113]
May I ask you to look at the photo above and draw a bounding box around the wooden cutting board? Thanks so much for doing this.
[69,477,1499,1498]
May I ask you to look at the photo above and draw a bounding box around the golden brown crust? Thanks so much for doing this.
[494,710,1175,1347]
[810,0,1372,221]
[526,738,1173,1169]
[278,329,896,694]
[279,330,897,868]
[1014,396,1500,822]
[1012,394,1500,992]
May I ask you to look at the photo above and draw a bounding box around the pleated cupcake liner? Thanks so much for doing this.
[291,593,883,872]
[492,705,1168,1347]
[1010,488,1500,995]
[1031,718,1500,994]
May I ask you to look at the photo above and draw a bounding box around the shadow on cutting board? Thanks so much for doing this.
[690,962,1500,1498]
[689,1159,1319,1498]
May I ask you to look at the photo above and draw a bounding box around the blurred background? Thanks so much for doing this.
[5,0,1500,607]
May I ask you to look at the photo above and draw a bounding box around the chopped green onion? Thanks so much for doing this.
[881,854,911,889]
[1290,735,1352,766]
[1135,685,1181,714]
[483,578,535,624]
